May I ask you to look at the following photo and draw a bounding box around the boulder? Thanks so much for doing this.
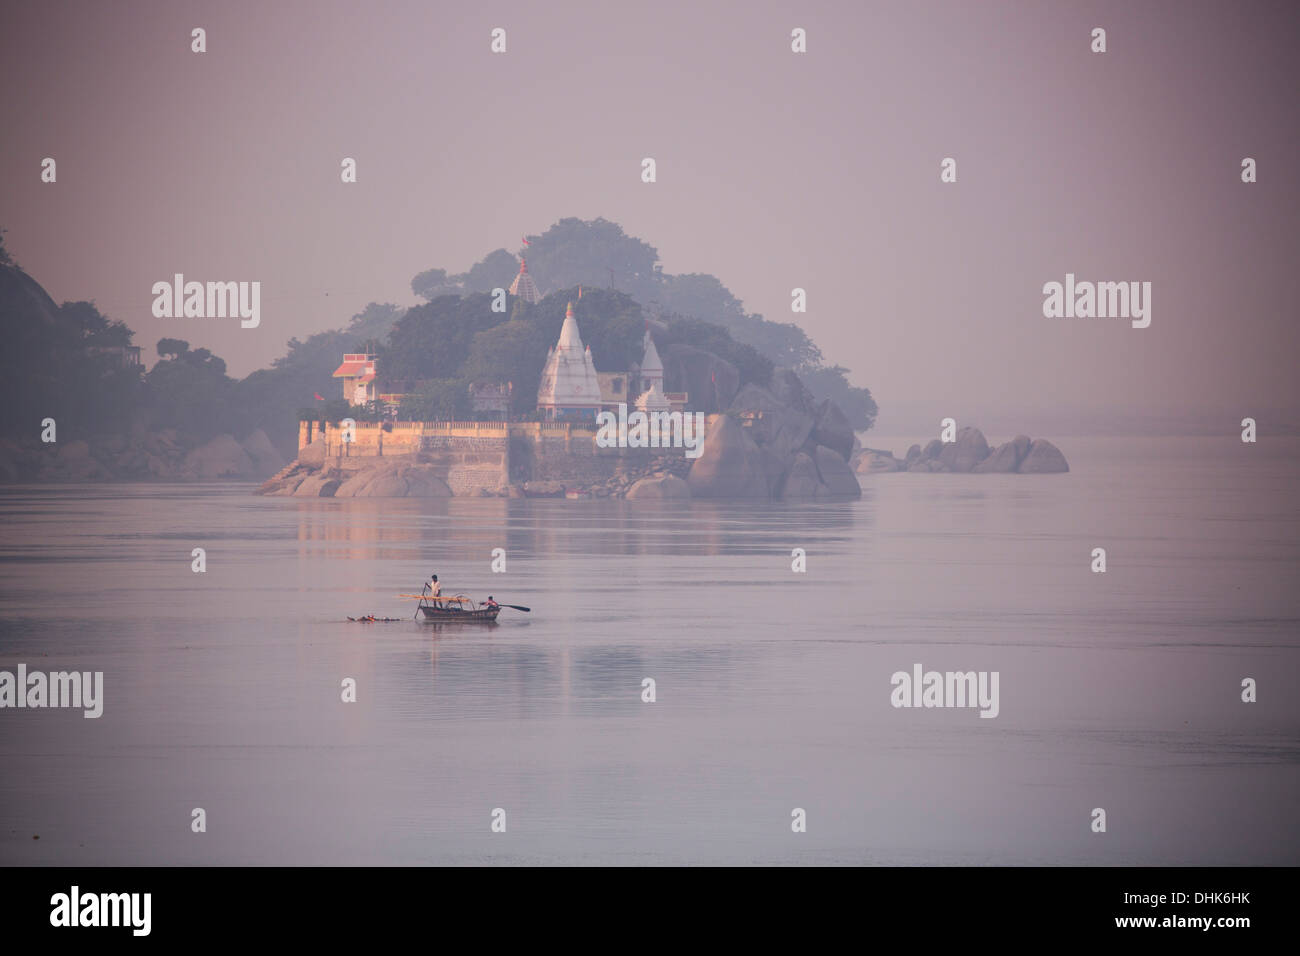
[767,367,819,416]
[1018,439,1069,473]
[184,434,255,478]
[297,437,327,465]
[662,344,739,413]
[936,426,990,473]
[974,435,1031,473]
[626,475,690,499]
[331,471,372,498]
[904,444,922,465]
[240,428,286,477]
[814,444,862,496]
[757,445,791,497]
[921,439,944,461]
[811,399,856,461]
[782,452,823,497]
[686,414,768,498]
[292,474,341,497]
[729,383,814,461]
[360,473,408,497]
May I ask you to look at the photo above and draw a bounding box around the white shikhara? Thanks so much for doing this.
[1042,273,1151,328]
[890,663,1000,718]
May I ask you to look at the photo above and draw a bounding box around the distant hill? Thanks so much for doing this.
[0,218,878,462]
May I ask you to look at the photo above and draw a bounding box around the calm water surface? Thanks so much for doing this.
[1,437,1297,864]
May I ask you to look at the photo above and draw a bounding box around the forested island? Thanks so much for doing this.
[0,218,879,483]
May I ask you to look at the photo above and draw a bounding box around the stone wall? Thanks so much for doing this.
[290,419,691,496]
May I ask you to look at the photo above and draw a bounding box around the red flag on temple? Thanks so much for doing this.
[314,392,324,401]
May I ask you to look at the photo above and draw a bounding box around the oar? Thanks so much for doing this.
[499,604,530,612]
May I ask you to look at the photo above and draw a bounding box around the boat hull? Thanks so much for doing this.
[418,605,501,623]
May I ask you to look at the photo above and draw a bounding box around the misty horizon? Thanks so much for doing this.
[2,0,1297,441]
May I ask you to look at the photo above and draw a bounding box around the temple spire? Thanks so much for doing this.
[508,256,542,304]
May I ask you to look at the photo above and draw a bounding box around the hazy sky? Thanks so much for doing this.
[2,0,1297,434]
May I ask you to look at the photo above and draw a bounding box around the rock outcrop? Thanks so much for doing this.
[851,428,1068,475]
[696,371,862,498]
[812,399,856,462]
[686,414,770,498]
[973,435,1032,473]
[1018,439,1070,473]
[815,444,863,495]
[935,426,990,473]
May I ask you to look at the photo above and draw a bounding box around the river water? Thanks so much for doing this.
[1,436,1297,864]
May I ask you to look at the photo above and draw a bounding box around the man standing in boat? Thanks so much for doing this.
[424,573,442,609]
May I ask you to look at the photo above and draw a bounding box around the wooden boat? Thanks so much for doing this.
[418,603,501,623]
[399,593,503,623]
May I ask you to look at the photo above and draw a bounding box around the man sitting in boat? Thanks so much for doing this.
[484,596,500,609]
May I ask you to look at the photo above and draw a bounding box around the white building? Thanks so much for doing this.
[536,301,602,420]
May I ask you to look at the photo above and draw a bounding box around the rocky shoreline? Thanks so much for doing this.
[2,374,1066,493]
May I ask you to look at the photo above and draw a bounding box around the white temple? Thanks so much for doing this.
[637,327,664,396]
[508,257,542,304]
[536,301,602,420]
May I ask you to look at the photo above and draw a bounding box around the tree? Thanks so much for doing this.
[520,218,661,302]
[397,379,470,421]
[461,319,554,415]
[58,301,132,347]
[453,249,521,294]
[794,363,878,431]
[382,292,507,384]
[145,337,239,441]
[411,268,461,300]
[657,316,773,388]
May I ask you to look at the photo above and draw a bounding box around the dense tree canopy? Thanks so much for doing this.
[0,216,879,453]
[413,218,875,427]
[382,293,504,384]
